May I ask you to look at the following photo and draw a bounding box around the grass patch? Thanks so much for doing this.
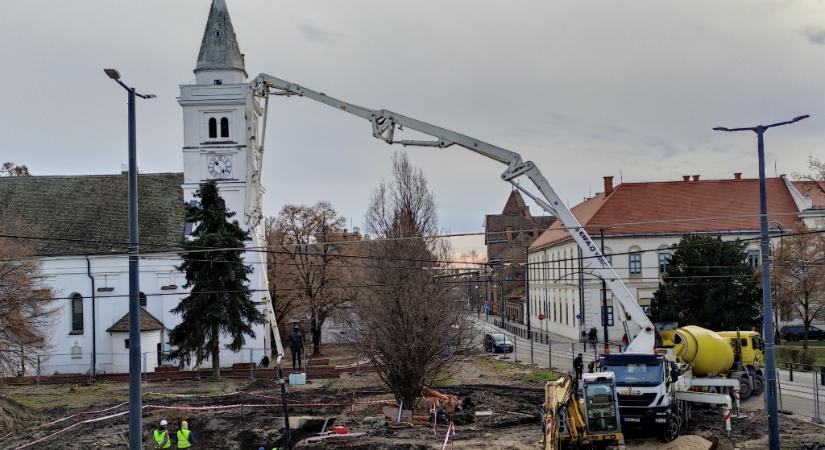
[776,345,825,367]
[484,358,520,371]
[515,371,560,384]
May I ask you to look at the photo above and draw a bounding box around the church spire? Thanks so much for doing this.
[195,0,247,78]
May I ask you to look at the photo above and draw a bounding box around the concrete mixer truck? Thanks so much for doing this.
[658,324,765,399]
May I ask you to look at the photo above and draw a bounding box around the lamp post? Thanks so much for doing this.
[713,114,809,450]
[104,68,154,450]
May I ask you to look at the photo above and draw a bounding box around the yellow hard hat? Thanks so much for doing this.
[181,420,188,428]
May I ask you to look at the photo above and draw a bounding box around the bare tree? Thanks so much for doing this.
[794,155,825,181]
[270,202,351,356]
[774,231,825,350]
[349,152,476,407]
[0,236,54,375]
[0,162,30,177]
[265,219,303,345]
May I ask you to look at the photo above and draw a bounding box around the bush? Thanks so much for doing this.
[776,346,817,369]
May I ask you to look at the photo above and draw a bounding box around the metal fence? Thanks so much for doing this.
[776,361,825,424]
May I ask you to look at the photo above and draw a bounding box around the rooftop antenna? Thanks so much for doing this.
[619,169,624,184]
[774,161,778,178]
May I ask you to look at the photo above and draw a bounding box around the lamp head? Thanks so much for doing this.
[712,126,731,132]
[103,68,121,80]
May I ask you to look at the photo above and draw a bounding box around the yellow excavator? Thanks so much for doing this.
[543,372,625,450]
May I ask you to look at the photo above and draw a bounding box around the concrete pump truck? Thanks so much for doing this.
[250,73,739,444]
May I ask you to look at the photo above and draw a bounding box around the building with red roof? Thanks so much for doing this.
[527,173,825,342]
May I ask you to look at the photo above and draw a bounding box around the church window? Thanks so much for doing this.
[220,117,230,138]
[139,292,147,307]
[208,117,217,138]
[70,293,83,334]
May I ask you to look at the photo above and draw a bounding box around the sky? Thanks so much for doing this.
[1,0,824,256]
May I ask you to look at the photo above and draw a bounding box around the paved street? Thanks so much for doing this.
[475,316,825,423]
[473,316,601,374]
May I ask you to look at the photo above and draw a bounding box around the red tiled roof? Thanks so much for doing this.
[793,180,825,209]
[530,178,802,250]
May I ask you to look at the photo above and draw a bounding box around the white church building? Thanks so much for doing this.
[0,0,273,375]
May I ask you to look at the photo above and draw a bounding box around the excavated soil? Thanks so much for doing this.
[3,355,824,449]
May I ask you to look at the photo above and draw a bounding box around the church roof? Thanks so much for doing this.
[501,190,527,215]
[195,0,247,77]
[107,307,165,333]
[0,173,185,257]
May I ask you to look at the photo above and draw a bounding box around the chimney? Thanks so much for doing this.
[692,174,700,181]
[734,172,742,180]
[603,176,614,195]
[682,175,690,181]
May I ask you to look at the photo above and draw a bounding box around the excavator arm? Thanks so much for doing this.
[251,73,655,353]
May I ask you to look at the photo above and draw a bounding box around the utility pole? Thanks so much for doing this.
[104,68,155,450]
[525,251,534,365]
[713,114,809,450]
[600,229,608,353]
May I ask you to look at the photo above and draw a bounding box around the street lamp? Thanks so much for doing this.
[104,68,154,450]
[713,114,809,450]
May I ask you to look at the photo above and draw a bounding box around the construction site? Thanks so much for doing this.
[0,342,823,449]
[2,1,825,449]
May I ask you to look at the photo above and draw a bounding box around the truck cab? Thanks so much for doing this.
[599,354,676,434]
[718,330,765,395]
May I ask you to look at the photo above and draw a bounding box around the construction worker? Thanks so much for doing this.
[573,353,584,380]
[177,420,195,448]
[152,419,172,449]
[290,325,305,370]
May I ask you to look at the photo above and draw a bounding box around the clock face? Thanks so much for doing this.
[207,155,232,179]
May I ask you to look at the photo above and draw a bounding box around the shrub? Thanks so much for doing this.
[776,346,817,369]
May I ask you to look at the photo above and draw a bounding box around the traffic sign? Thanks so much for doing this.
[538,314,545,321]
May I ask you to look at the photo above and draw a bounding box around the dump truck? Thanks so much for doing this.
[658,324,765,399]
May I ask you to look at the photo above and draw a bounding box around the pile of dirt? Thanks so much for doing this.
[682,407,825,450]
[0,396,36,437]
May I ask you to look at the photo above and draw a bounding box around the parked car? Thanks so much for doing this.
[781,325,825,342]
[484,333,513,353]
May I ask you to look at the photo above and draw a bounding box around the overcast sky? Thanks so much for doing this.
[2,1,824,255]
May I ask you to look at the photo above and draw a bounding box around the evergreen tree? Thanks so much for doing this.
[168,181,264,378]
[651,234,761,330]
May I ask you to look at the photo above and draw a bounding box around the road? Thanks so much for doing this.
[474,317,825,424]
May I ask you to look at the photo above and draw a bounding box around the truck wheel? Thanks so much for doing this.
[752,374,764,396]
[658,414,681,443]
[738,379,752,400]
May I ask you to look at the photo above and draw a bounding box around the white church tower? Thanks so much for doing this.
[178,0,271,353]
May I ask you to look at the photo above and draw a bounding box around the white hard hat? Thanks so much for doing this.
[160,419,168,426]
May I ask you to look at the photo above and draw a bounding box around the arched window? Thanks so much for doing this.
[220,117,229,138]
[628,246,642,275]
[208,117,217,138]
[70,293,84,334]
[139,292,147,307]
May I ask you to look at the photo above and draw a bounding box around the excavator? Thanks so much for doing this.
[249,73,737,447]
[544,373,625,450]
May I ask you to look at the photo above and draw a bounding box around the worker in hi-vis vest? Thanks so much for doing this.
[152,420,172,449]
[177,420,195,448]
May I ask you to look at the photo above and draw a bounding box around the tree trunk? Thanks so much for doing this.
[211,322,220,378]
[311,322,322,357]
[803,321,810,351]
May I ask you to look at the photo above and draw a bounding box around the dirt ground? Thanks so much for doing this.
[1,352,823,449]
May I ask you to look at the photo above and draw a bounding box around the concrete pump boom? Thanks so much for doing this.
[252,73,656,353]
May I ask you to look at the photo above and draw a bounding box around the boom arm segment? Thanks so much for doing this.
[252,73,655,353]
